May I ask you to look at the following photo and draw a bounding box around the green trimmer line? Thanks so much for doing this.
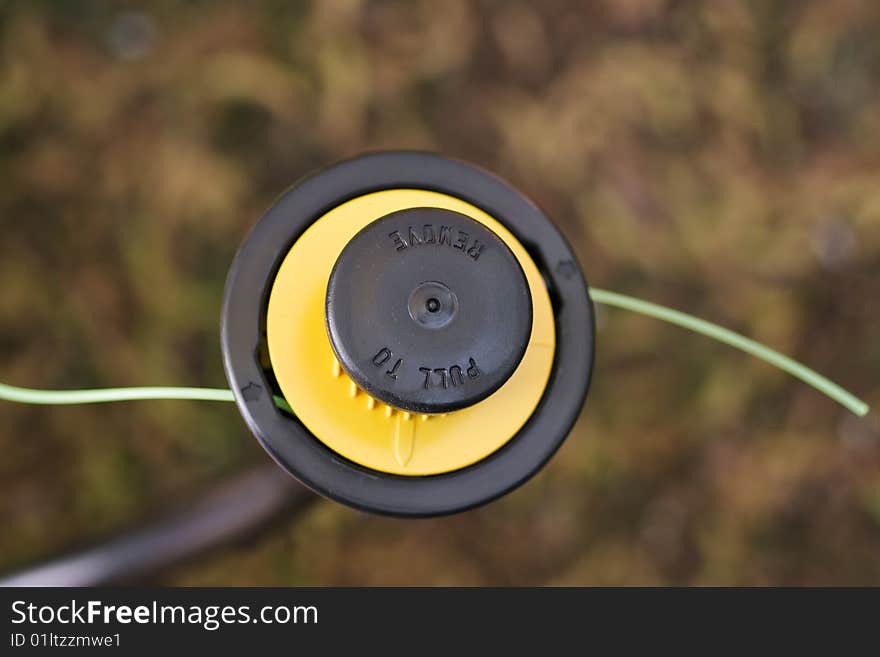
[0,152,869,517]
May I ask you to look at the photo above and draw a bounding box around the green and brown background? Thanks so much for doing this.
[1,0,878,585]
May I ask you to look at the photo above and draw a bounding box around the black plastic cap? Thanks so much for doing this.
[325,207,532,414]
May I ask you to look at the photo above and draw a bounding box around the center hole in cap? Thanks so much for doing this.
[408,281,458,329]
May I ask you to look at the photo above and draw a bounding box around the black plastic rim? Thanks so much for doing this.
[220,151,595,517]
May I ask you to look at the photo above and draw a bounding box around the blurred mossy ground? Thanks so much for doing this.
[0,0,878,584]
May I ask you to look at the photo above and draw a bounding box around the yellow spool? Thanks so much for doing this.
[266,189,555,475]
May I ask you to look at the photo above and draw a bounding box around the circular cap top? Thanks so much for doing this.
[325,207,533,414]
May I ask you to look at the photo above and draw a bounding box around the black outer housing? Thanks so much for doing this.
[221,152,595,517]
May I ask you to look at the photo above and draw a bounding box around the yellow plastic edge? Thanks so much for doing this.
[266,189,555,475]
